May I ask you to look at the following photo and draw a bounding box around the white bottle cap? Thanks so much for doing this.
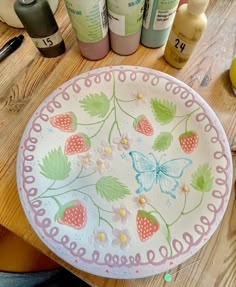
[187,0,209,15]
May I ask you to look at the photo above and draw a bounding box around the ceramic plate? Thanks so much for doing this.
[16,66,232,279]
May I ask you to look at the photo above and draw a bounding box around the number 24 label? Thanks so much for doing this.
[175,38,186,52]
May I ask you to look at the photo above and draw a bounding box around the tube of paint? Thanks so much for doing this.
[64,0,110,60]
[141,0,180,48]
[107,0,145,55]
[14,0,65,58]
[164,0,208,68]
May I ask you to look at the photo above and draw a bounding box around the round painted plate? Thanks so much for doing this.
[17,66,232,279]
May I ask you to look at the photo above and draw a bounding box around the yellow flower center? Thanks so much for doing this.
[137,92,144,100]
[104,146,112,154]
[96,232,106,241]
[118,208,127,217]
[182,185,190,192]
[99,162,105,169]
[120,138,128,145]
[139,197,146,204]
[83,157,89,164]
[119,233,128,244]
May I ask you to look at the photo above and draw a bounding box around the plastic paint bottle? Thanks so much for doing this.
[64,0,109,60]
[164,0,208,69]
[107,0,145,56]
[141,0,180,48]
[14,0,65,58]
[178,0,188,7]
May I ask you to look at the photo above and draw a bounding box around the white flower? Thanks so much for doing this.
[93,229,109,249]
[113,133,132,151]
[134,194,148,208]
[97,140,116,160]
[112,228,131,250]
[95,158,110,174]
[112,204,130,223]
[79,152,94,169]
[135,92,147,106]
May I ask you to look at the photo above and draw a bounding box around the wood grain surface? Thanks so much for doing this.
[0,0,236,286]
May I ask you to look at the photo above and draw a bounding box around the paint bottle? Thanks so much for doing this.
[178,0,188,7]
[14,0,65,58]
[64,0,109,60]
[141,0,180,48]
[107,0,145,56]
[164,0,209,69]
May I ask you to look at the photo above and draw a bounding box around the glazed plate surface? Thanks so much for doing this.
[16,66,232,279]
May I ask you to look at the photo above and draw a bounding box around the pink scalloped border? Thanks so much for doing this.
[17,66,232,276]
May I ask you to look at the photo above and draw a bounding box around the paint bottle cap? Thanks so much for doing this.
[187,0,209,15]
[18,0,35,5]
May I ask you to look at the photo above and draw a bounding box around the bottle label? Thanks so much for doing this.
[142,0,154,29]
[107,0,145,36]
[168,30,196,56]
[31,30,63,49]
[154,0,179,30]
[143,0,179,30]
[108,9,125,35]
[64,0,108,43]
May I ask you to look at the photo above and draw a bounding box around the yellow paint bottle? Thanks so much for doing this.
[230,58,236,95]
[164,0,209,69]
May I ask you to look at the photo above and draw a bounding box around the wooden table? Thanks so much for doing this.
[0,0,236,286]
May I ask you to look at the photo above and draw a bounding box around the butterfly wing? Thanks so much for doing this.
[160,158,192,178]
[129,151,156,172]
[158,173,179,198]
[129,151,156,193]
[158,158,192,198]
[136,171,156,193]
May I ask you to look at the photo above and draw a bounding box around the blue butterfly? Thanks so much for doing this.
[129,151,192,199]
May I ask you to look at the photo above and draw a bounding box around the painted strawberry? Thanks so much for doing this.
[50,112,77,132]
[133,115,154,136]
[179,130,199,153]
[64,133,91,155]
[136,210,159,242]
[55,200,87,229]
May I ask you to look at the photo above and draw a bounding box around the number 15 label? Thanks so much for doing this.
[32,31,63,49]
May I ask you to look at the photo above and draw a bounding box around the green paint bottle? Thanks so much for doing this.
[141,0,180,48]
[64,0,110,60]
[107,0,145,55]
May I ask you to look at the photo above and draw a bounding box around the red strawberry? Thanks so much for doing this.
[133,115,154,136]
[136,210,159,242]
[55,200,87,229]
[50,112,77,132]
[64,133,91,155]
[179,131,199,153]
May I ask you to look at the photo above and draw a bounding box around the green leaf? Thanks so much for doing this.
[79,92,110,118]
[191,163,214,192]
[152,132,173,151]
[39,147,71,180]
[96,176,131,202]
[137,210,158,224]
[151,99,176,125]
